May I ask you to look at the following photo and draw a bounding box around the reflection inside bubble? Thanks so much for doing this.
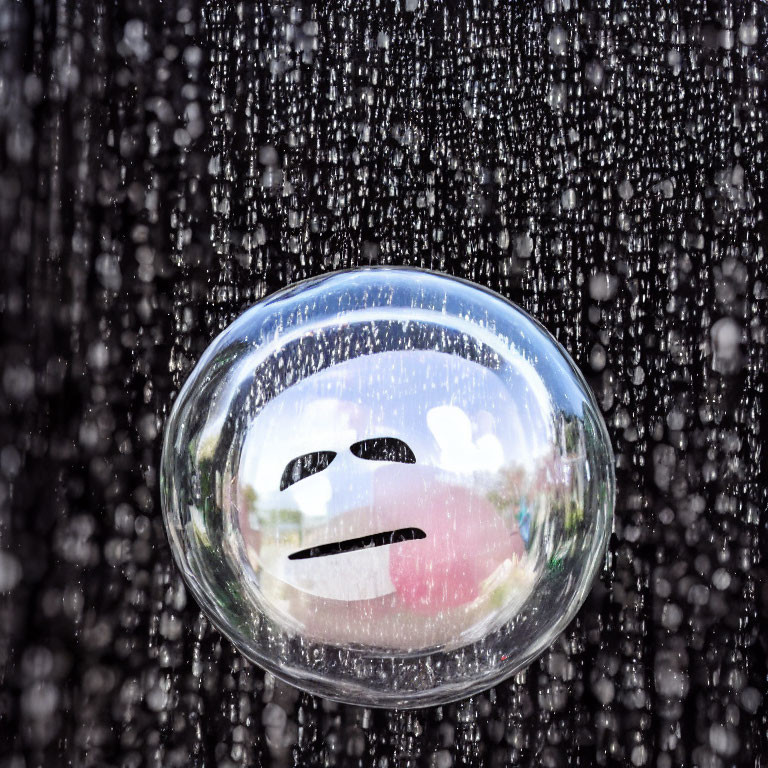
[213,346,582,649]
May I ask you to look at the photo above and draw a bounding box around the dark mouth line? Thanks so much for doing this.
[288,527,426,560]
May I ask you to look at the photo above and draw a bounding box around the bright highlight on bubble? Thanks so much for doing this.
[161,267,615,707]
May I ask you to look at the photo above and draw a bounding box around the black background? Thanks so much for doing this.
[1,1,767,766]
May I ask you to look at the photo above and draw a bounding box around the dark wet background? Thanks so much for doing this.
[1,1,767,766]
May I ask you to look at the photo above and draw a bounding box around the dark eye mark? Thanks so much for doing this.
[280,451,337,491]
[288,527,426,560]
[350,437,416,464]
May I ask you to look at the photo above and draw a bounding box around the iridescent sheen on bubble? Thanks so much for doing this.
[161,267,615,707]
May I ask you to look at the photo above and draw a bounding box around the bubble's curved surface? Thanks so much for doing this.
[161,267,615,707]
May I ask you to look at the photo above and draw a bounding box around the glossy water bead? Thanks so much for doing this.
[161,267,615,707]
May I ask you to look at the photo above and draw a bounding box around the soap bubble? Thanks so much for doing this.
[161,267,614,707]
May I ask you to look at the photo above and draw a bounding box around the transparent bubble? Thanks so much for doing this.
[161,267,614,707]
